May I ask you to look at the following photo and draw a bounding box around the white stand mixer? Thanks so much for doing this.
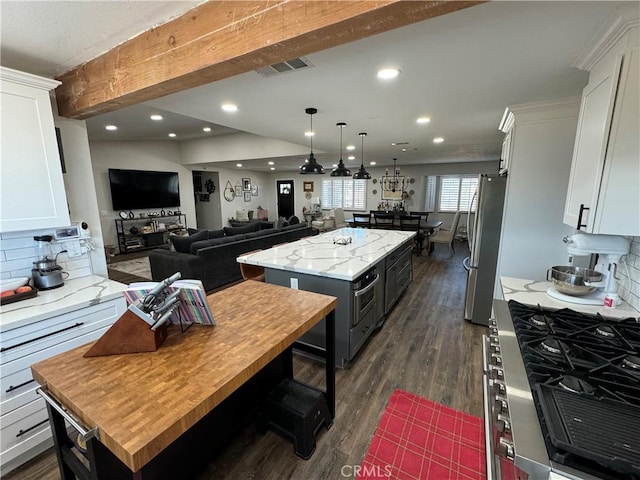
[546,232,630,306]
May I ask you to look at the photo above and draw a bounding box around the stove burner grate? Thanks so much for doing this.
[596,324,616,338]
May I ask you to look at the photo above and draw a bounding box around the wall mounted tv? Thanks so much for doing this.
[109,169,180,210]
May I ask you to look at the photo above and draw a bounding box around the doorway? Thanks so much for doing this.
[193,170,222,229]
[277,180,294,219]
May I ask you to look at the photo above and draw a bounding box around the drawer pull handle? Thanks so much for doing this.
[37,388,99,441]
[16,419,49,438]
[1,322,84,352]
[6,378,36,393]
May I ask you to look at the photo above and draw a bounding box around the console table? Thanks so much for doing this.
[31,281,337,479]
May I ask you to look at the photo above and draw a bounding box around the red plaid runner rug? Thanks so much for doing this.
[358,389,486,480]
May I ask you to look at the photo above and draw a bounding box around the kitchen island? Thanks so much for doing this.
[30,281,337,479]
[237,227,415,367]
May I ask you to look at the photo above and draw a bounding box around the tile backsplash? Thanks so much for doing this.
[617,236,640,312]
[0,228,94,284]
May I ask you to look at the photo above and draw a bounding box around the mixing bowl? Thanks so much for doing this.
[547,266,603,296]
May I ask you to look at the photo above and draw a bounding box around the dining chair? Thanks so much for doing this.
[351,213,372,228]
[399,215,426,254]
[409,211,430,222]
[239,249,265,282]
[372,212,396,230]
[428,211,462,256]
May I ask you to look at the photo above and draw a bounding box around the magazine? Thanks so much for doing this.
[122,279,215,326]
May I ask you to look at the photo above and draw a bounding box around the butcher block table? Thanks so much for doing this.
[31,281,337,480]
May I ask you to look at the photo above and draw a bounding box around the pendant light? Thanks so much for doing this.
[352,132,371,179]
[330,122,351,177]
[299,107,325,174]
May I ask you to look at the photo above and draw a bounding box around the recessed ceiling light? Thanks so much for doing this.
[433,137,444,143]
[401,148,407,152]
[370,162,376,165]
[105,125,117,131]
[377,68,400,80]
[168,133,176,138]
[270,167,275,171]
[236,163,243,167]
[221,103,238,113]
[304,130,315,137]
[348,155,355,160]
[150,114,163,121]
[268,161,275,165]
[202,127,212,132]
[332,164,338,168]
[346,145,355,151]
[417,117,431,124]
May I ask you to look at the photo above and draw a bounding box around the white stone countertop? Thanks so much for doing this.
[500,276,639,319]
[237,227,416,281]
[0,275,127,332]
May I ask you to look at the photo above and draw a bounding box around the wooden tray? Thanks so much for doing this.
[0,287,38,305]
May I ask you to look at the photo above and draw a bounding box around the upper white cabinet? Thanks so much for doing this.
[498,108,515,174]
[0,67,70,232]
[563,7,639,235]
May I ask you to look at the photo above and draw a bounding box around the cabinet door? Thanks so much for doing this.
[0,70,69,232]
[592,47,640,235]
[563,55,622,231]
[499,130,512,174]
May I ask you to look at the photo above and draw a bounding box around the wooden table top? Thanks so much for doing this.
[31,281,337,472]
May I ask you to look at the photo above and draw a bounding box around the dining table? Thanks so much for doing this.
[346,215,443,253]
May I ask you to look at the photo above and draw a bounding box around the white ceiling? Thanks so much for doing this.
[1,1,634,173]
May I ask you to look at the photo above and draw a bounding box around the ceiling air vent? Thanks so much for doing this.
[256,57,314,77]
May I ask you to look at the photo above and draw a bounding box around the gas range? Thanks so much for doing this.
[487,300,640,480]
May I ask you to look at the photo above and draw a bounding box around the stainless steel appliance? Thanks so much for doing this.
[485,299,640,480]
[352,267,379,326]
[464,174,507,326]
[31,235,65,290]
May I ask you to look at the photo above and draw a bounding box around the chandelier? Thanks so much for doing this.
[299,107,325,174]
[381,158,408,193]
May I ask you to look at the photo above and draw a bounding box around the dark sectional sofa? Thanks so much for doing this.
[148,222,313,292]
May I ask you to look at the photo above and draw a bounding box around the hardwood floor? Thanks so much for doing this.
[3,240,486,480]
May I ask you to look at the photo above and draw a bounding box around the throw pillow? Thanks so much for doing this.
[276,217,287,228]
[170,229,208,253]
[236,210,249,222]
[288,215,300,225]
[187,227,204,235]
[207,229,225,239]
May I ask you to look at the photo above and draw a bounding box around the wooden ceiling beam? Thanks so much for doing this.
[55,1,483,119]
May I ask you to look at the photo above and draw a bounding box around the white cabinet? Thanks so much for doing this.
[563,9,639,235]
[0,67,70,232]
[0,296,126,473]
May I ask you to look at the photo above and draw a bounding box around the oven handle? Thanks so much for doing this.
[482,335,497,479]
[354,274,379,297]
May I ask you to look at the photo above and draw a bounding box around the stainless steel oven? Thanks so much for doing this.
[352,267,379,327]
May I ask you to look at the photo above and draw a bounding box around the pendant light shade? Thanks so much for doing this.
[352,132,371,179]
[330,122,351,177]
[299,107,325,174]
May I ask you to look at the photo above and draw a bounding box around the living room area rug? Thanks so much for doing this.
[358,389,485,480]
[108,257,152,280]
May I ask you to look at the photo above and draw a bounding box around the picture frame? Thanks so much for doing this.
[242,178,251,191]
[235,185,242,196]
[251,185,258,196]
[303,181,314,192]
[244,191,251,202]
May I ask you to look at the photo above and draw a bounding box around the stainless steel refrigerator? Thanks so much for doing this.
[463,174,507,326]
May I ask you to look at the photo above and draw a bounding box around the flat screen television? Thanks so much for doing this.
[109,169,180,210]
